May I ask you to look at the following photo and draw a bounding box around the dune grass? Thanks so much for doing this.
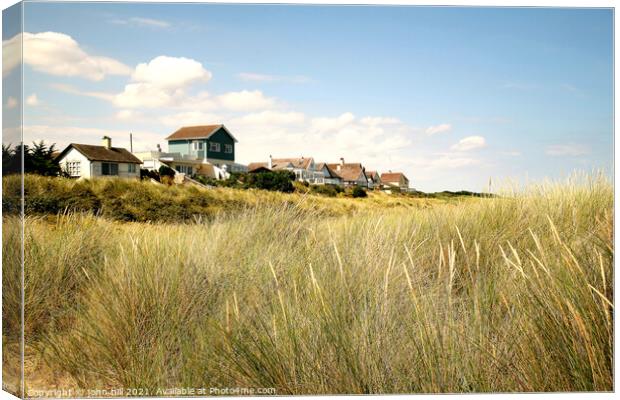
[2,173,613,394]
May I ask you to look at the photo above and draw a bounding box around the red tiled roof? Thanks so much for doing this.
[327,162,366,182]
[271,157,313,170]
[381,172,408,183]
[165,124,238,142]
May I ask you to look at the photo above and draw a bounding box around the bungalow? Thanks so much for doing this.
[314,162,344,186]
[381,171,410,191]
[366,171,382,189]
[327,158,369,187]
[56,136,141,179]
[248,156,326,184]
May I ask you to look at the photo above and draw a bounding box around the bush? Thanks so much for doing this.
[141,169,160,182]
[311,184,342,197]
[351,186,367,198]
[243,171,295,193]
[158,165,175,178]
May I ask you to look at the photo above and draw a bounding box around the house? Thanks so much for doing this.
[366,171,382,189]
[381,171,410,191]
[247,156,325,184]
[327,158,369,187]
[56,136,141,179]
[137,124,246,180]
[314,163,344,186]
[165,124,246,173]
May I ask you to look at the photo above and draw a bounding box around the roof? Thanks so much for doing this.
[247,162,270,172]
[316,162,342,179]
[381,172,408,183]
[327,162,366,182]
[165,124,238,142]
[366,170,380,180]
[58,143,142,164]
[271,157,313,170]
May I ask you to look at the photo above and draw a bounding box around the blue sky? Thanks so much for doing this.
[2,3,613,191]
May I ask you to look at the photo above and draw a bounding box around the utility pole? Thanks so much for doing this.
[130,132,133,152]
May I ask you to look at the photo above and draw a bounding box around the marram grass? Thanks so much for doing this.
[2,173,613,394]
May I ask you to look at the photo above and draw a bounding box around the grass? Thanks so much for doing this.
[2,172,613,394]
[3,175,447,222]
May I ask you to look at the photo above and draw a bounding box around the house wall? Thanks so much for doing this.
[167,128,235,162]
[207,128,235,161]
[91,161,140,179]
[58,148,92,178]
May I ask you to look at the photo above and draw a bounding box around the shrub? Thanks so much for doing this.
[141,169,160,182]
[351,185,367,198]
[311,184,342,197]
[158,165,175,178]
[243,171,295,193]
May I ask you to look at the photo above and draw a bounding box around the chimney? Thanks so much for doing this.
[268,155,273,169]
[340,157,345,166]
[102,136,111,149]
[337,157,344,171]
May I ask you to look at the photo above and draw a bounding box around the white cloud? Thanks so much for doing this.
[3,32,132,80]
[451,136,486,152]
[232,110,305,126]
[425,123,452,135]
[159,111,223,127]
[21,124,163,153]
[217,90,276,111]
[429,155,481,169]
[238,72,311,84]
[110,17,171,29]
[5,97,18,109]
[26,94,39,106]
[360,116,401,126]
[115,56,212,108]
[231,112,413,173]
[545,143,590,157]
[50,83,114,101]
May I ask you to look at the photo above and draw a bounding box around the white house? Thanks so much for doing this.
[56,136,142,179]
[247,156,326,184]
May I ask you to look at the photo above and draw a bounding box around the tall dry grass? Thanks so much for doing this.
[3,173,613,394]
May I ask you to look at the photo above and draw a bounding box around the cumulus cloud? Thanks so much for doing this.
[231,112,413,173]
[159,111,223,127]
[26,94,39,106]
[451,136,486,152]
[3,32,132,80]
[21,124,163,153]
[217,90,276,111]
[231,110,305,126]
[115,56,212,108]
[425,123,452,135]
[545,143,590,157]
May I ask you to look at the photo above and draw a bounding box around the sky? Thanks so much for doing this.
[2,3,614,191]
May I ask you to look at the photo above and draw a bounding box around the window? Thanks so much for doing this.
[102,162,119,176]
[66,161,81,177]
[192,141,203,151]
[128,164,136,173]
[177,165,193,175]
[224,144,233,154]
[209,142,221,152]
